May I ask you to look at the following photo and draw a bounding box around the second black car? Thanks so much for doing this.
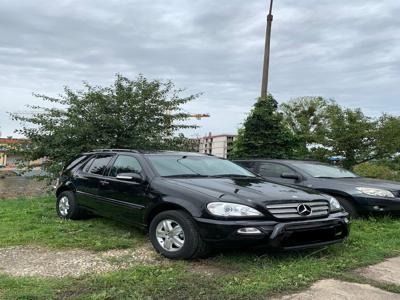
[236,159,400,217]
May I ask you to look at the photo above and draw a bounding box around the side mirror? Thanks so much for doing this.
[116,172,143,182]
[281,172,300,181]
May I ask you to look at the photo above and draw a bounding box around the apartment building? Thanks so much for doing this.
[198,133,236,158]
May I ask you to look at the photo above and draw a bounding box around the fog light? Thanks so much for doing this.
[344,218,349,224]
[373,206,385,211]
[237,227,262,235]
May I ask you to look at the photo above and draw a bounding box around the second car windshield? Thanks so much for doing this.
[291,162,358,178]
[147,155,256,178]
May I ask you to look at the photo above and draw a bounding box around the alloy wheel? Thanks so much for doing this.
[155,219,185,252]
[59,196,70,216]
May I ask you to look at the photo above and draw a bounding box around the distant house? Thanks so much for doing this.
[198,133,237,159]
[0,137,43,169]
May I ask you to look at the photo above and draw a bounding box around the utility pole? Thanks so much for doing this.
[260,0,274,98]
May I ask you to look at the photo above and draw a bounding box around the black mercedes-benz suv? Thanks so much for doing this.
[55,150,349,259]
[235,159,400,218]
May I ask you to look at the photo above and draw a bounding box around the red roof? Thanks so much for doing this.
[0,138,26,144]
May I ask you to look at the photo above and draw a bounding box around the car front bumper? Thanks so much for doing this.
[353,195,400,215]
[195,212,350,250]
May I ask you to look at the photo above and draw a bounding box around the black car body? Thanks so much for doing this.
[235,159,400,217]
[55,150,349,259]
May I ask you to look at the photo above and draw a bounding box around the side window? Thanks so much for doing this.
[109,155,142,177]
[83,157,95,172]
[64,155,88,171]
[88,156,113,175]
[236,161,256,171]
[258,163,293,178]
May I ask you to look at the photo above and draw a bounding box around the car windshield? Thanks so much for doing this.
[291,162,359,178]
[147,155,256,178]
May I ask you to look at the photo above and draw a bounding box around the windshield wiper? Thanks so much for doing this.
[211,174,256,178]
[163,174,210,178]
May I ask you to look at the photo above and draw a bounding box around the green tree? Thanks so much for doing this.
[11,74,199,178]
[281,97,400,169]
[230,95,298,159]
[280,96,333,156]
[324,105,376,169]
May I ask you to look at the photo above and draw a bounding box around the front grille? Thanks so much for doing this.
[282,223,347,248]
[266,200,329,219]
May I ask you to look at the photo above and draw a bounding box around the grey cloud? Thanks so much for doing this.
[0,0,399,137]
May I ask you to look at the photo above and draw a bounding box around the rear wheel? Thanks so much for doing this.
[334,195,359,218]
[149,210,209,259]
[56,191,86,220]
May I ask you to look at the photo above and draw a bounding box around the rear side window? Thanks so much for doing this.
[258,163,293,178]
[109,155,142,177]
[88,156,113,175]
[64,155,88,171]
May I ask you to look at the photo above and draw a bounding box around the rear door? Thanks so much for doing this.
[97,154,148,225]
[74,154,114,212]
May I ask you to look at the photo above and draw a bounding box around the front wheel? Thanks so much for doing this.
[149,210,209,259]
[334,195,359,218]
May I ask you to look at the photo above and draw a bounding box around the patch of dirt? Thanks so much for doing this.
[0,244,165,278]
[0,244,239,278]
[189,263,235,277]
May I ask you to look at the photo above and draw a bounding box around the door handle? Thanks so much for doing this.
[100,180,110,186]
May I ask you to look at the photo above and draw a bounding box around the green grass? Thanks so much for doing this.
[1,197,400,299]
[0,197,145,251]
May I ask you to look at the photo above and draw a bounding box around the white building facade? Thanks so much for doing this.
[198,133,236,158]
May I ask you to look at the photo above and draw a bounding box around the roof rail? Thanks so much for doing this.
[90,149,142,153]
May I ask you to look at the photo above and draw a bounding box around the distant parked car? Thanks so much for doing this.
[235,159,400,217]
[55,150,349,259]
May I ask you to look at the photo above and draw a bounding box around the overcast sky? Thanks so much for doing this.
[1,0,399,138]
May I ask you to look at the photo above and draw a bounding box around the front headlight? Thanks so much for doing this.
[356,187,395,198]
[207,202,263,217]
[327,196,342,212]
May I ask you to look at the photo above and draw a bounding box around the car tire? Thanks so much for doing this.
[149,210,209,260]
[334,195,359,218]
[56,191,86,220]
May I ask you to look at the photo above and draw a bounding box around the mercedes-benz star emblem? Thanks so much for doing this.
[297,204,312,216]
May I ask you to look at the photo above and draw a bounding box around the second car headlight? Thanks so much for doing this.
[207,202,263,217]
[356,187,395,198]
[327,196,342,212]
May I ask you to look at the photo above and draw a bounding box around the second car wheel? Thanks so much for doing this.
[334,195,359,218]
[149,210,209,259]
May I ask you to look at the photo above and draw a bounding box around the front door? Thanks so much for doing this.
[98,154,147,225]
[257,162,300,185]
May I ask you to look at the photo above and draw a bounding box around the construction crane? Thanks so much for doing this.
[189,113,210,120]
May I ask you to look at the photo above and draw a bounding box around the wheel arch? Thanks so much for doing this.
[144,201,197,228]
[318,189,360,209]
[55,183,76,197]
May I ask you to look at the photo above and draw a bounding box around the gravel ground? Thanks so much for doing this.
[0,244,166,277]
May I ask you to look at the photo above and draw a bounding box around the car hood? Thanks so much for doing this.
[319,177,400,191]
[166,177,326,205]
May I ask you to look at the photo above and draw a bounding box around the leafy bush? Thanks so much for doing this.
[354,162,400,181]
